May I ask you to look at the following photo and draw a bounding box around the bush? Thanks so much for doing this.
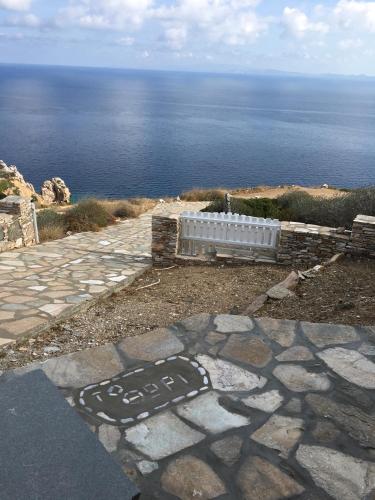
[100,198,157,219]
[0,179,12,199]
[37,209,66,242]
[278,188,375,228]
[65,199,115,233]
[203,197,284,219]
[180,188,226,201]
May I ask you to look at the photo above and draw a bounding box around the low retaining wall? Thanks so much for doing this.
[0,196,37,253]
[277,222,351,265]
[152,213,375,267]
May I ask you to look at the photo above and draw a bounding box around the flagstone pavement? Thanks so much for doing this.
[2,314,375,499]
[0,201,207,346]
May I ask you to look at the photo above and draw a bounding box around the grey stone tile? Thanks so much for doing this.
[196,354,267,392]
[256,317,296,347]
[276,345,314,362]
[119,328,184,361]
[210,435,243,466]
[301,321,359,348]
[214,314,254,333]
[296,445,375,500]
[273,364,331,392]
[240,390,284,413]
[306,394,375,448]
[124,411,205,460]
[177,391,250,433]
[317,347,375,389]
[220,334,273,368]
[237,456,304,500]
[98,425,121,453]
[161,455,226,499]
[251,414,304,457]
[13,344,124,387]
[179,313,211,332]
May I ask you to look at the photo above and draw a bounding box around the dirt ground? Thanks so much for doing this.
[233,185,344,199]
[1,258,373,371]
[261,258,375,326]
[0,264,289,370]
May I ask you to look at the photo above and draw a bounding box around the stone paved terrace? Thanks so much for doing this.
[2,315,375,499]
[0,201,207,345]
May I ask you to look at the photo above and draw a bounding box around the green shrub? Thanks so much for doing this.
[37,209,66,242]
[203,197,284,219]
[0,179,12,199]
[64,199,115,232]
[278,188,375,228]
[202,188,375,228]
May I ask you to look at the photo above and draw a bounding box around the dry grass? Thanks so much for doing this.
[180,185,345,202]
[99,198,157,218]
[180,188,226,201]
[39,225,66,242]
[64,199,115,233]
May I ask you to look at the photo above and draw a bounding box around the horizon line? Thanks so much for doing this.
[0,61,374,81]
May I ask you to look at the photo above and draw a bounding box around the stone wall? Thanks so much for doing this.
[0,196,37,253]
[277,221,351,266]
[152,215,179,266]
[152,213,375,267]
[348,215,375,259]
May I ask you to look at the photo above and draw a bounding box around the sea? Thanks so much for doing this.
[1,64,375,200]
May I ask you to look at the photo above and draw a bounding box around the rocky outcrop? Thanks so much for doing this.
[41,177,71,204]
[0,160,71,205]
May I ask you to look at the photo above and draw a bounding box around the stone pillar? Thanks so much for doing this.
[0,196,37,253]
[350,215,375,258]
[152,215,179,266]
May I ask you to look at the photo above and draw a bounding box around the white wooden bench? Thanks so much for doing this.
[179,211,281,258]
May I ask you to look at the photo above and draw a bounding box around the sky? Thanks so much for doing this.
[0,0,374,75]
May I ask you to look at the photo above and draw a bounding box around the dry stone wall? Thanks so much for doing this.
[0,196,37,253]
[152,214,375,267]
[349,215,375,259]
[152,215,179,266]
[277,222,351,266]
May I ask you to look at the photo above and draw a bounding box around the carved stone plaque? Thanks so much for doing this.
[75,355,211,426]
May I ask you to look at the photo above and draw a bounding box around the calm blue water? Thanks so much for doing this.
[1,64,375,199]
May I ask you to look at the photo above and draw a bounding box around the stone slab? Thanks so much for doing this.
[273,364,331,392]
[214,314,254,333]
[124,411,205,460]
[240,390,284,413]
[220,334,273,368]
[0,370,139,500]
[119,328,184,361]
[256,317,296,347]
[317,347,375,389]
[301,322,359,348]
[196,354,267,392]
[306,393,375,448]
[296,445,375,500]
[177,391,251,433]
[161,455,226,500]
[237,456,304,500]
[179,313,211,332]
[13,344,124,388]
[210,435,243,466]
[276,345,314,362]
[251,414,304,457]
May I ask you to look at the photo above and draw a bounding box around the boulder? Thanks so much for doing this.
[1,160,71,205]
[41,177,71,204]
